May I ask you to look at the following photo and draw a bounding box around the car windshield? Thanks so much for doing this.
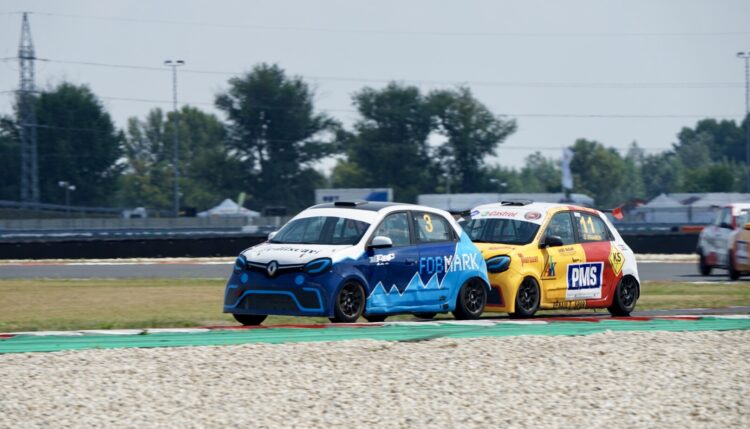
[462,218,540,245]
[269,216,370,245]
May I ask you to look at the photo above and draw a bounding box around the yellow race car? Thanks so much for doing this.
[729,221,750,280]
[462,201,640,317]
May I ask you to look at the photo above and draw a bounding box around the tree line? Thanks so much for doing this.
[0,63,747,212]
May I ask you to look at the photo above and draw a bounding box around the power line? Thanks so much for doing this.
[20,11,750,38]
[6,57,741,89]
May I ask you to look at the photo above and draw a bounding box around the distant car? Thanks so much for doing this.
[224,201,490,325]
[462,201,640,317]
[697,204,750,276]
[729,218,750,280]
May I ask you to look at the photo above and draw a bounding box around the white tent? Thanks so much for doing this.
[197,199,260,218]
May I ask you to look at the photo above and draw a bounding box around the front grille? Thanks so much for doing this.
[242,294,297,312]
[240,289,322,312]
[245,261,305,276]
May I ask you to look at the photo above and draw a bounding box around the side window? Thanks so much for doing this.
[716,208,732,227]
[575,212,609,242]
[412,212,454,243]
[373,212,411,246]
[544,212,576,245]
[331,218,370,244]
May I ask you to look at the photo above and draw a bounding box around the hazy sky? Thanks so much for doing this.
[1,0,748,173]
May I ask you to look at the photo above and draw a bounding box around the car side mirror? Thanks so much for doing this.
[720,222,733,230]
[540,235,564,248]
[267,231,278,241]
[369,236,393,249]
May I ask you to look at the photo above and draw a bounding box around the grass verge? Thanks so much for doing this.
[0,279,748,332]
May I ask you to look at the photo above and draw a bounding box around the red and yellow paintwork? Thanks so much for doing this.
[730,225,750,276]
[470,203,638,314]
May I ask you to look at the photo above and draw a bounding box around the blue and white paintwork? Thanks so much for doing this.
[223,203,489,318]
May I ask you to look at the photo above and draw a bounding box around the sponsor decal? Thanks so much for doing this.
[542,255,557,278]
[552,300,587,310]
[483,210,519,218]
[608,246,625,276]
[369,253,396,266]
[419,253,480,275]
[566,262,603,300]
[253,247,322,258]
[470,209,480,218]
[524,211,542,220]
[557,246,576,254]
[518,253,539,266]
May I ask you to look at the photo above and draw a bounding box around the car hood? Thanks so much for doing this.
[475,242,523,258]
[241,242,352,265]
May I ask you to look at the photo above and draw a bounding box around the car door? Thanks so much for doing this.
[410,210,459,308]
[363,211,421,305]
[572,211,618,303]
[713,207,733,267]
[539,211,580,302]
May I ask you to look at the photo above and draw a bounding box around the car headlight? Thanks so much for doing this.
[304,258,332,274]
[486,255,511,273]
[234,255,246,273]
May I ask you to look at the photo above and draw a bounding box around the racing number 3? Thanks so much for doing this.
[423,214,433,233]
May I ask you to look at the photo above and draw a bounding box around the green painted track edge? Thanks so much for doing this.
[1,318,749,354]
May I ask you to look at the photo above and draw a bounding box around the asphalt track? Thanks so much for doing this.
[0,260,746,282]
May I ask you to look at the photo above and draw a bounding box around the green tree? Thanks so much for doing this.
[569,139,631,207]
[119,106,241,211]
[0,116,19,200]
[427,87,516,192]
[682,162,741,192]
[518,152,562,193]
[336,82,435,202]
[215,64,338,210]
[34,83,122,205]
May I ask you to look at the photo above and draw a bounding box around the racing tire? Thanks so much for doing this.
[414,312,437,320]
[608,276,639,317]
[729,251,741,281]
[233,314,267,326]
[698,251,712,276]
[363,314,387,323]
[509,277,540,319]
[452,279,487,320]
[330,281,366,323]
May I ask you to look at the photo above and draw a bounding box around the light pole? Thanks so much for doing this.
[164,59,185,217]
[738,52,750,193]
[58,181,76,213]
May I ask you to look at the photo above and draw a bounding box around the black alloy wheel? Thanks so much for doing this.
[330,281,365,323]
[510,277,540,318]
[452,279,487,320]
[608,276,639,316]
[233,314,267,326]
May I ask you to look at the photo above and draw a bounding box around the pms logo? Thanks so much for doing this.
[567,262,603,290]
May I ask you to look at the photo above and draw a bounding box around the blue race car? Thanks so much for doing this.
[224,201,490,325]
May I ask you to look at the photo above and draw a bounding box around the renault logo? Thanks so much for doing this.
[267,261,278,277]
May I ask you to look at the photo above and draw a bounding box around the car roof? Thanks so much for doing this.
[311,201,404,212]
[472,201,597,213]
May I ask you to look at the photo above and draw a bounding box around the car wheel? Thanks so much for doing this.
[452,279,487,320]
[510,277,540,318]
[414,312,437,320]
[608,276,639,316]
[233,314,267,326]
[698,251,712,276]
[363,314,387,322]
[329,281,365,323]
[729,251,741,281]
